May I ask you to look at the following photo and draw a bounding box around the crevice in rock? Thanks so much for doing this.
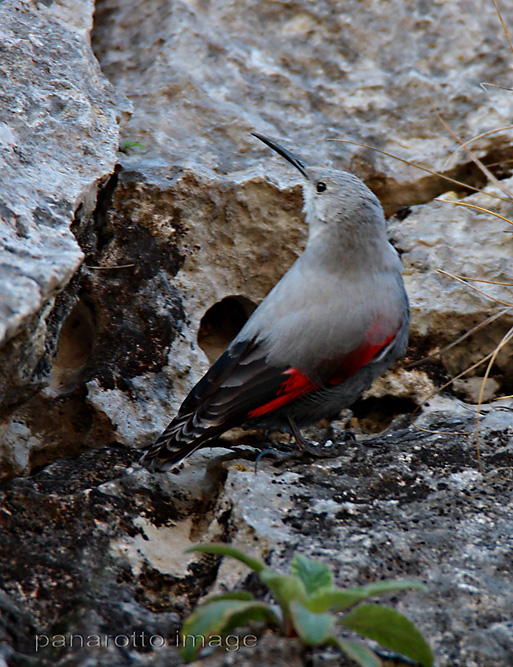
[0,166,191,480]
[47,299,96,397]
[357,140,513,217]
[198,295,257,363]
[90,0,117,69]
[350,395,418,434]
[69,168,187,390]
[91,167,121,253]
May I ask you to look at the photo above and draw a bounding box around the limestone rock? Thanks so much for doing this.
[388,178,513,383]
[0,0,129,476]
[92,0,513,210]
[0,400,512,666]
[0,0,126,396]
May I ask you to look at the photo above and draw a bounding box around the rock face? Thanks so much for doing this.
[1,0,513,665]
[0,0,129,475]
[92,0,513,207]
[1,403,512,667]
[389,178,513,378]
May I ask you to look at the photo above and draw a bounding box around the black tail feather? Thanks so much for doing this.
[139,436,204,471]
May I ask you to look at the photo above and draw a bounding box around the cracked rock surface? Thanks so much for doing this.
[1,403,512,666]
[0,0,130,476]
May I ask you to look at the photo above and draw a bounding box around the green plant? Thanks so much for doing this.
[119,140,144,154]
[180,544,433,666]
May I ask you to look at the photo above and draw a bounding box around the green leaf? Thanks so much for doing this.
[354,580,427,598]
[308,579,426,613]
[122,140,144,149]
[260,571,308,614]
[308,589,370,613]
[291,554,334,595]
[289,600,335,646]
[336,639,382,667]
[180,599,279,662]
[187,543,266,573]
[201,591,254,603]
[340,603,433,667]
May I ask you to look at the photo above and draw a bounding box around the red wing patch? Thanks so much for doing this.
[247,368,316,418]
[247,331,398,419]
[327,332,397,386]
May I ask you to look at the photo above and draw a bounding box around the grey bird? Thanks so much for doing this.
[140,133,410,471]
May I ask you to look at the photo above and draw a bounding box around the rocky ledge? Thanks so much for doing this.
[1,400,512,666]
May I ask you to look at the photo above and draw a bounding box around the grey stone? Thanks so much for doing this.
[0,401,511,666]
[91,0,513,209]
[388,178,513,376]
[0,0,129,475]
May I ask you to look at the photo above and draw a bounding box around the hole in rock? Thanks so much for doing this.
[198,296,257,363]
[351,396,417,434]
[48,300,96,395]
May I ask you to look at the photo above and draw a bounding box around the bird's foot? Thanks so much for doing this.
[294,438,348,459]
[254,447,294,472]
[252,425,356,471]
[290,417,358,459]
[326,429,356,444]
[252,433,354,470]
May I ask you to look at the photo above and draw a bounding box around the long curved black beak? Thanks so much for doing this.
[252,132,309,180]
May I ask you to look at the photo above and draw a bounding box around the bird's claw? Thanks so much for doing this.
[288,415,355,459]
[251,427,357,472]
[254,447,293,473]
[259,436,352,466]
[294,439,348,459]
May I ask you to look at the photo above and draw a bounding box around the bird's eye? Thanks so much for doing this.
[316,181,327,193]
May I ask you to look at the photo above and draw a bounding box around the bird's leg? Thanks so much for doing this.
[287,416,348,459]
[252,428,298,472]
[321,421,334,445]
[288,416,331,456]
[318,417,357,446]
[288,415,312,452]
[323,424,357,445]
[254,418,351,471]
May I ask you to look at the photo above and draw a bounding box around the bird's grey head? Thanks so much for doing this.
[252,133,386,246]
